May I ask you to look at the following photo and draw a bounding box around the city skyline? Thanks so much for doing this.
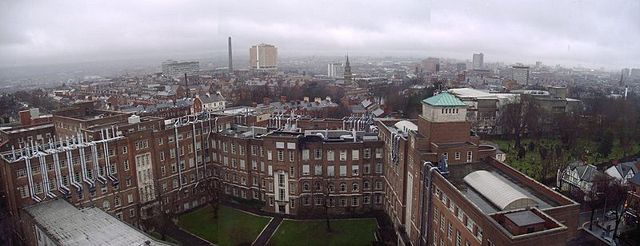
[1,0,639,69]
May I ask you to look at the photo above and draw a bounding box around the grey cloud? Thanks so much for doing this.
[0,0,638,68]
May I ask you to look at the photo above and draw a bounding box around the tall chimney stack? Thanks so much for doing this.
[184,73,189,98]
[228,36,233,73]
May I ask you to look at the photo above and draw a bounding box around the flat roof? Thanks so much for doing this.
[504,210,545,227]
[25,199,169,246]
[448,162,557,214]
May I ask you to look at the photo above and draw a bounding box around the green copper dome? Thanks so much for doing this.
[422,92,466,107]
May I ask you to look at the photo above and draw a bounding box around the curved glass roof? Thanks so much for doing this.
[463,170,538,211]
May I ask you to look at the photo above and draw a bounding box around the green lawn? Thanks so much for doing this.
[268,218,378,246]
[178,205,271,246]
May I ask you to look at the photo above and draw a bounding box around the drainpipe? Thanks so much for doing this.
[102,129,117,183]
[92,143,107,184]
[39,154,56,199]
[52,149,70,195]
[174,121,184,189]
[24,152,42,202]
[65,138,82,193]
[192,122,200,183]
[77,133,95,190]
[419,162,438,246]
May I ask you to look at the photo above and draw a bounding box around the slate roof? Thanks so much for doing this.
[199,93,225,104]
[629,173,640,186]
[568,161,605,182]
[422,92,467,107]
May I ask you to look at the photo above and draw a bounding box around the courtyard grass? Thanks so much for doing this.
[177,205,271,246]
[268,218,378,246]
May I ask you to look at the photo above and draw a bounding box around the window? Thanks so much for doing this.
[448,223,453,239]
[289,151,294,162]
[455,152,461,160]
[363,180,370,189]
[302,165,310,176]
[467,151,473,163]
[364,164,370,174]
[375,148,383,158]
[16,169,26,177]
[352,149,359,160]
[443,152,448,160]
[314,149,322,160]
[340,183,346,192]
[375,162,383,174]
[328,166,335,176]
[128,194,134,204]
[456,231,461,246]
[327,150,335,161]
[122,146,128,154]
[302,196,310,206]
[363,195,370,204]
[124,160,129,171]
[303,182,310,191]
[302,149,309,160]
[352,196,359,206]
[352,165,359,176]
[339,165,347,176]
[252,160,257,170]
[363,148,371,159]
[352,182,359,191]
[277,150,284,161]
[314,165,322,176]
[339,150,347,161]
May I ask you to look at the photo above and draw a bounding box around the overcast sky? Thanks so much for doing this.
[1,0,639,69]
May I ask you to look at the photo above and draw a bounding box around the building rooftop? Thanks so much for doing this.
[24,199,169,246]
[422,92,467,107]
[448,162,558,214]
[504,210,545,227]
[464,170,538,211]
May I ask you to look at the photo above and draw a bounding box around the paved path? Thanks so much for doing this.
[252,216,283,246]
[163,221,213,246]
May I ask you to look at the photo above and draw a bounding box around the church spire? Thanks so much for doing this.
[344,54,353,86]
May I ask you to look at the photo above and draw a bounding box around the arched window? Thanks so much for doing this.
[303,182,310,191]
[315,181,321,191]
[340,183,346,192]
[328,183,335,192]
[352,182,359,191]
[363,180,370,189]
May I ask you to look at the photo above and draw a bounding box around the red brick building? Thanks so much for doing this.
[0,93,580,245]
